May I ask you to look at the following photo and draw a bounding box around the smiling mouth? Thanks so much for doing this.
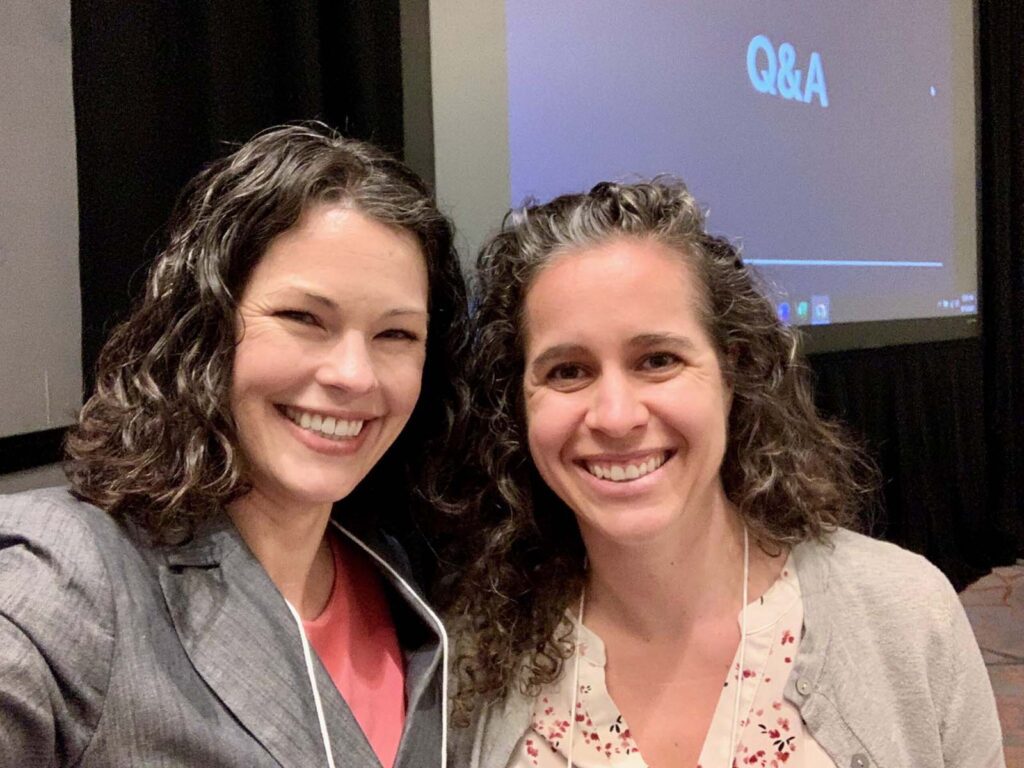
[582,451,672,482]
[281,406,365,440]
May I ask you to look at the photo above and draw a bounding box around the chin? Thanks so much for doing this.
[270,462,364,507]
[582,508,681,547]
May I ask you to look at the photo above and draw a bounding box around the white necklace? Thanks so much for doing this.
[565,526,750,768]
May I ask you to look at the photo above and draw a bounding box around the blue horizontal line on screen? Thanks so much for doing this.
[745,259,945,268]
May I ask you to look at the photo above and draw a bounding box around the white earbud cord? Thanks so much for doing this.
[285,599,338,768]
[283,520,450,768]
[566,526,749,768]
[728,526,750,762]
[566,589,585,765]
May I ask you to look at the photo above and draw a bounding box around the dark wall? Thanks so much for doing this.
[71,0,404,390]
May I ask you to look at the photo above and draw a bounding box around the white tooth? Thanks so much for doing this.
[333,419,347,436]
[593,465,606,480]
[644,458,656,475]
[625,464,640,480]
[352,420,364,436]
[299,412,312,429]
[310,414,323,431]
[321,417,336,435]
[610,466,625,482]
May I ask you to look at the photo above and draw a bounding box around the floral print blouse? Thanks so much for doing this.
[510,557,838,768]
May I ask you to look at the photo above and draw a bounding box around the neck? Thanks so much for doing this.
[581,496,777,642]
[227,488,335,620]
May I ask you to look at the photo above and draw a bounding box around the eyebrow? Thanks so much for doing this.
[529,343,589,372]
[298,291,428,320]
[630,333,699,352]
[528,333,699,370]
[300,291,337,309]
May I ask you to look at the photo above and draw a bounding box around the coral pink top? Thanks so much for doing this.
[303,535,406,768]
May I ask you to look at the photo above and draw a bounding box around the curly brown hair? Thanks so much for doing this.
[438,179,877,723]
[66,123,468,545]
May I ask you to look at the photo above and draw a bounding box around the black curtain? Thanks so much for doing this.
[977,1,1024,568]
[33,1,1024,585]
[71,0,403,391]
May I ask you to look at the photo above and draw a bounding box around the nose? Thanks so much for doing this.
[315,332,379,395]
[584,371,648,437]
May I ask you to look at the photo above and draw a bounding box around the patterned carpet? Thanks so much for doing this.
[961,563,1024,766]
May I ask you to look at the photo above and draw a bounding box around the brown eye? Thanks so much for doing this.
[377,328,422,342]
[639,352,681,371]
[276,310,318,325]
[547,363,586,382]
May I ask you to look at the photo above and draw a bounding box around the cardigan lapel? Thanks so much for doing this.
[157,518,380,768]
[789,535,882,761]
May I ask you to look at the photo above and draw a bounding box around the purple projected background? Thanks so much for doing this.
[505,0,975,326]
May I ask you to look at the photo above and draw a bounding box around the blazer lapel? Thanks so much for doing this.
[157,519,380,768]
[332,521,446,768]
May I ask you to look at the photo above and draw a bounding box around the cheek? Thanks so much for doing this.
[229,340,263,409]
[398,375,423,416]
[230,323,298,397]
[524,394,569,470]
[384,356,427,416]
[230,346,287,409]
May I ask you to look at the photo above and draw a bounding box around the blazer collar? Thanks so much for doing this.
[329,519,443,638]
[330,518,447,766]
[158,517,381,768]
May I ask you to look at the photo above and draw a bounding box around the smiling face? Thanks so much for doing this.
[229,203,429,513]
[522,237,733,546]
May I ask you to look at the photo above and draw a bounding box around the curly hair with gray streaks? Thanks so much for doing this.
[66,123,468,545]
[438,179,877,723]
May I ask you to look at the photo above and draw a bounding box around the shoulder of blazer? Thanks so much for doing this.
[0,486,125,764]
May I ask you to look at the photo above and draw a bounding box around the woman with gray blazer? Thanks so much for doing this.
[0,124,468,768]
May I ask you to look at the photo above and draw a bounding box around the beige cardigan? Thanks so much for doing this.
[450,528,1005,768]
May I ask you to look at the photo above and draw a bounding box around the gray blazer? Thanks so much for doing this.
[0,487,446,768]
